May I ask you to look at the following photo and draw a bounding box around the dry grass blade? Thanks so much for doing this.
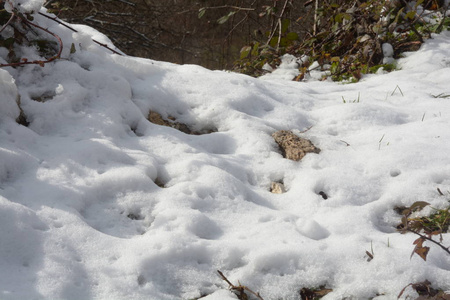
[217,270,264,300]
[365,250,374,262]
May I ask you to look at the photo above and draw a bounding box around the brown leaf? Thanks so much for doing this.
[410,237,430,261]
[315,288,333,296]
[411,242,430,261]
[430,230,442,236]
[409,220,425,231]
[411,280,439,297]
[409,201,430,212]
[416,246,430,261]
[413,237,425,247]
[398,280,444,299]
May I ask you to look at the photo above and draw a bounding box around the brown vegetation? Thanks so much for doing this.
[47,1,450,82]
[46,0,312,69]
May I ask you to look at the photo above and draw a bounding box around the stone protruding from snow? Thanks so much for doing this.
[148,110,192,134]
[147,110,216,135]
[272,130,320,161]
[270,182,286,194]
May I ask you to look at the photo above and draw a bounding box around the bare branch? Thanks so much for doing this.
[38,11,123,55]
[200,5,255,12]
[406,229,450,256]
[113,0,136,7]
[217,270,265,300]
[0,14,63,68]
[39,12,76,32]
[0,11,16,34]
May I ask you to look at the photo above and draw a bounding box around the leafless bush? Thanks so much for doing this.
[45,0,311,69]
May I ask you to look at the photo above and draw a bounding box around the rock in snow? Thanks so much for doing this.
[272,130,321,161]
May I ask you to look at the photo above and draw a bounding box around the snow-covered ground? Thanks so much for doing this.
[1,1,450,299]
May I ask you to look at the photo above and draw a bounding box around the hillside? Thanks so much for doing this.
[1,1,450,299]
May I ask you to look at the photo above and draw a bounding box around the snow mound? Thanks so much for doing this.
[0,69,20,121]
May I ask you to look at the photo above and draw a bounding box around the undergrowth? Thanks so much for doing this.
[0,0,120,69]
[396,190,450,261]
[226,0,450,81]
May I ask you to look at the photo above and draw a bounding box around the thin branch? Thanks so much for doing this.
[39,12,77,32]
[435,3,450,33]
[279,0,290,20]
[299,125,313,134]
[113,0,136,7]
[225,13,249,41]
[0,15,63,68]
[217,270,234,287]
[0,11,16,34]
[200,5,255,12]
[407,229,450,255]
[217,270,265,300]
[92,40,123,55]
[277,18,282,50]
[96,12,134,17]
[38,11,123,55]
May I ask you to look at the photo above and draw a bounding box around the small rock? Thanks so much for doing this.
[272,130,320,161]
[270,182,286,194]
[318,191,328,200]
[147,110,216,135]
[147,110,192,134]
[148,110,167,126]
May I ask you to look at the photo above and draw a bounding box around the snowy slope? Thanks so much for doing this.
[1,2,450,300]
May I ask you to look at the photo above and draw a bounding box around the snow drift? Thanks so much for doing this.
[0,1,450,299]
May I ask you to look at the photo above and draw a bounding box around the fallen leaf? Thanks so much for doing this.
[411,237,430,261]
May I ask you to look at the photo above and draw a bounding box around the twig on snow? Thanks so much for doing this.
[217,270,264,300]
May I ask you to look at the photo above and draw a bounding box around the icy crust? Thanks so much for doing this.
[0,13,450,300]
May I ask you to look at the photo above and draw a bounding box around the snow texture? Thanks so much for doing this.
[382,43,395,64]
[0,1,450,299]
[4,0,44,13]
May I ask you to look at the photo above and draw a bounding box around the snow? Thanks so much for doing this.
[260,54,300,81]
[382,43,395,64]
[4,0,44,13]
[1,1,450,299]
[0,69,20,120]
